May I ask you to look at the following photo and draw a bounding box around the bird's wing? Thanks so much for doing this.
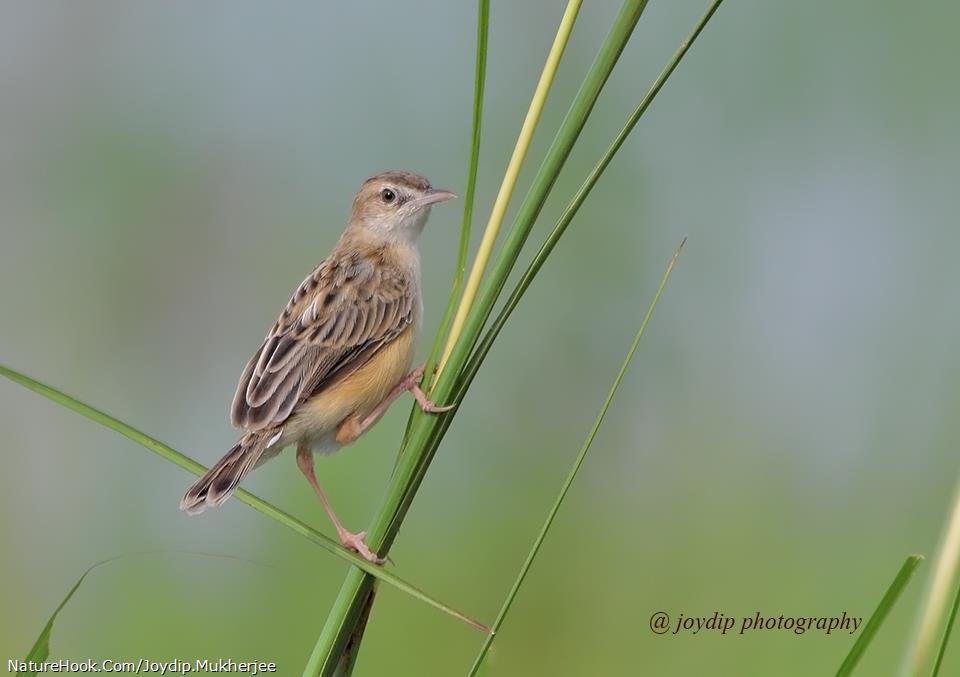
[230,246,415,432]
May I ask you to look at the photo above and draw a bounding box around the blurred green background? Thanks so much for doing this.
[2,1,959,675]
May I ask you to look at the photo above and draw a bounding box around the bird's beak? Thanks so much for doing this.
[414,188,457,209]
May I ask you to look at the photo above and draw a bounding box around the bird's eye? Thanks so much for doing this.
[380,188,396,203]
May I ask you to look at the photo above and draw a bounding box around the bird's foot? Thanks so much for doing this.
[338,528,385,565]
[409,383,455,413]
[405,363,454,413]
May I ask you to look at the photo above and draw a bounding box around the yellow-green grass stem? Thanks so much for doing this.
[901,481,960,676]
[436,0,583,377]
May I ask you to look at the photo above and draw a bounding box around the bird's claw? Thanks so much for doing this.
[338,529,385,565]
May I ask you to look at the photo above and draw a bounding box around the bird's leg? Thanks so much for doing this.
[353,363,454,436]
[295,444,383,564]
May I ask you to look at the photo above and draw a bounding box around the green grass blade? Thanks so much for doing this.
[22,562,100,671]
[413,0,489,432]
[902,483,960,676]
[398,0,725,571]
[21,552,267,669]
[931,575,960,676]
[382,0,651,522]
[397,0,727,545]
[836,555,924,677]
[467,238,685,676]
[0,364,487,632]
[393,0,652,575]
[456,0,726,411]
[329,587,378,677]
[397,0,726,559]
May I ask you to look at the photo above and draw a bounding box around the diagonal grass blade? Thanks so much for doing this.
[467,237,685,676]
[836,555,924,677]
[0,364,488,632]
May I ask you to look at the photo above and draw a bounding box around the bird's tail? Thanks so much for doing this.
[180,429,281,514]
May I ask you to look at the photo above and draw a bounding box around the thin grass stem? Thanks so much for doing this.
[931,575,960,675]
[467,238,685,676]
[421,0,490,393]
[836,555,923,676]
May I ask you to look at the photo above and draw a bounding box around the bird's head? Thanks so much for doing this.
[349,170,455,242]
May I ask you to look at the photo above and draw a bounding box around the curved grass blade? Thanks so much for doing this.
[836,555,923,677]
[22,551,270,669]
[467,238,685,676]
[0,364,488,632]
[22,560,103,672]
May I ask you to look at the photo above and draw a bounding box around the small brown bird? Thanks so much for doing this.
[181,170,455,563]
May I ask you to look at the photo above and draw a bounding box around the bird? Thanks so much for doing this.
[180,170,456,563]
